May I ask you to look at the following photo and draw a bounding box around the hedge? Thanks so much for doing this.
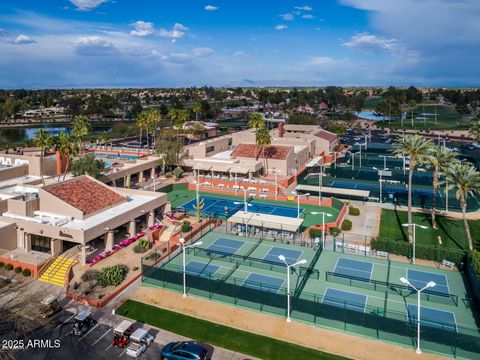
[5,264,13,271]
[22,269,31,277]
[0,261,4,268]
[341,219,352,231]
[371,238,466,265]
[329,227,342,236]
[349,206,360,216]
[309,228,323,239]
[14,266,22,274]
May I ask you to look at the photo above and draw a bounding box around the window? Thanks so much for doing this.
[206,145,215,153]
[228,138,232,145]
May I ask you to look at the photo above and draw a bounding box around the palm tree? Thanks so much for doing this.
[192,102,202,121]
[57,132,78,181]
[33,129,52,185]
[425,146,458,228]
[136,111,147,155]
[168,109,190,139]
[445,162,480,251]
[391,135,432,243]
[248,112,265,130]
[71,115,91,157]
[256,127,271,174]
[468,117,480,142]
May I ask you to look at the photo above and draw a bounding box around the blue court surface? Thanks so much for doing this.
[206,237,246,255]
[185,260,220,278]
[407,269,450,296]
[332,258,373,282]
[262,247,303,266]
[179,196,303,218]
[241,273,285,293]
[322,288,367,312]
[406,304,457,332]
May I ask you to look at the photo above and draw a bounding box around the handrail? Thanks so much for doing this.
[37,249,63,278]
[41,251,78,283]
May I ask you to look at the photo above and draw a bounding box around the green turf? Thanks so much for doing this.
[378,209,480,250]
[117,299,350,360]
[167,189,341,231]
[375,105,471,130]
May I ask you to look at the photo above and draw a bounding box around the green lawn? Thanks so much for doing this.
[375,105,471,131]
[117,300,349,360]
[167,189,341,231]
[378,209,480,250]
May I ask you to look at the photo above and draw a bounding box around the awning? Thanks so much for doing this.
[229,167,250,174]
[228,210,304,232]
[296,184,370,198]
[210,165,231,173]
[306,156,323,168]
[193,164,212,171]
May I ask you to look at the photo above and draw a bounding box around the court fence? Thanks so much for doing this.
[142,259,480,359]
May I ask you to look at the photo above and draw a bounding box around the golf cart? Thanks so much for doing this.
[39,295,61,319]
[71,310,95,336]
[126,328,155,358]
[112,320,134,348]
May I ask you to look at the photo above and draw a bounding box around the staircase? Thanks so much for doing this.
[158,224,178,243]
[38,255,78,286]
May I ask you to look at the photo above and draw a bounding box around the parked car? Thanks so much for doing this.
[39,295,61,319]
[126,328,155,358]
[112,320,134,348]
[161,341,210,360]
[71,310,95,336]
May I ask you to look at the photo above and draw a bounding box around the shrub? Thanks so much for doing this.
[133,244,149,253]
[173,166,184,179]
[81,269,99,283]
[22,269,31,277]
[146,252,160,261]
[5,264,13,271]
[73,282,81,290]
[349,206,360,216]
[308,228,323,239]
[97,265,128,287]
[182,220,192,233]
[0,261,4,268]
[341,219,352,231]
[14,266,22,274]
[329,227,342,236]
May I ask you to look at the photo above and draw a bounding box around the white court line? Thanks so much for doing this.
[79,323,99,341]
[55,313,76,330]
[91,328,111,345]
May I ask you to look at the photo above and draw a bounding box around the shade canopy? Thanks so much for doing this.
[296,184,370,198]
[228,210,304,232]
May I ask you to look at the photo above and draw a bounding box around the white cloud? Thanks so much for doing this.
[275,25,288,31]
[130,21,155,37]
[69,0,109,11]
[158,23,189,41]
[192,47,214,57]
[13,34,35,44]
[204,5,219,11]
[294,5,313,11]
[302,14,315,19]
[342,33,398,53]
[74,36,118,56]
[280,13,294,21]
[307,56,335,66]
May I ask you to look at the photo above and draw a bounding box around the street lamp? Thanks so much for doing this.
[310,212,333,249]
[179,238,203,298]
[318,164,324,205]
[373,167,388,203]
[293,192,310,218]
[239,186,248,212]
[400,277,436,355]
[278,255,308,322]
[354,142,366,168]
[270,168,281,200]
[402,223,428,264]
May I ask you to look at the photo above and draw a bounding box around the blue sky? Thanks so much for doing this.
[0,0,479,88]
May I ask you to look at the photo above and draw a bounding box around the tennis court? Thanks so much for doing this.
[179,195,303,218]
[331,258,373,282]
[206,237,247,255]
[261,247,303,266]
[242,273,285,293]
[186,260,220,278]
[407,269,450,296]
[406,304,457,332]
[322,288,367,313]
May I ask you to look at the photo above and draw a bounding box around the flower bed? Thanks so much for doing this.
[86,224,163,266]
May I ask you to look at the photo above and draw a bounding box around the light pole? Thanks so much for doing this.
[270,168,281,200]
[310,212,333,249]
[400,277,436,355]
[351,152,356,172]
[293,192,310,218]
[402,223,428,264]
[278,255,307,322]
[179,238,203,297]
[240,186,248,212]
[354,142,366,168]
[373,167,388,203]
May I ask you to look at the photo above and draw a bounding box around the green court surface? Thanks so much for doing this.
[143,229,480,358]
[167,189,341,231]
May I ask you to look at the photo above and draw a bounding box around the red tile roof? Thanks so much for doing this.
[232,143,292,160]
[43,176,125,215]
[314,130,338,142]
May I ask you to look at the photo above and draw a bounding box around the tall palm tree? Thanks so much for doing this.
[425,146,458,228]
[391,135,432,243]
[168,109,190,139]
[192,102,202,121]
[248,112,265,130]
[445,162,480,251]
[33,129,52,185]
[136,111,147,155]
[255,127,271,174]
[71,115,91,157]
[468,117,480,142]
[57,132,78,181]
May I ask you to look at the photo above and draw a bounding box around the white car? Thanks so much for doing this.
[126,328,155,358]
